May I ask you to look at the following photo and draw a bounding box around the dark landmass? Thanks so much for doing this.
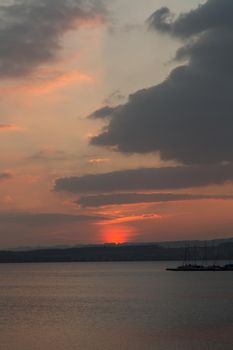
[0,240,233,263]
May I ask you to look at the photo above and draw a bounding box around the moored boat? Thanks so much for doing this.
[167,264,232,271]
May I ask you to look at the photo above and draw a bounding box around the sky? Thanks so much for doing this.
[1,0,233,248]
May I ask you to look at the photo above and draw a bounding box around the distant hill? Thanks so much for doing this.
[156,237,233,248]
[0,239,233,263]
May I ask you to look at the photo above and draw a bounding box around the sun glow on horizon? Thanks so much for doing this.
[101,225,135,244]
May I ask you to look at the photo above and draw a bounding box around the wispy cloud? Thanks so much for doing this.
[0,172,13,181]
[30,148,75,162]
[0,212,106,226]
[98,213,162,225]
[0,124,23,132]
[0,69,93,97]
[25,70,92,94]
[87,158,110,165]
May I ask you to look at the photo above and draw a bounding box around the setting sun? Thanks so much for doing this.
[101,225,135,244]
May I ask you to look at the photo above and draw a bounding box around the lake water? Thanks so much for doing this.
[0,262,232,350]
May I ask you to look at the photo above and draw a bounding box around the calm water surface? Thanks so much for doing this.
[0,262,232,350]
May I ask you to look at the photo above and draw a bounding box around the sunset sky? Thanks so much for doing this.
[1,0,233,248]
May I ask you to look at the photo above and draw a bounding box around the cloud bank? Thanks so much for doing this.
[77,193,233,208]
[55,163,233,193]
[0,0,106,78]
[90,0,233,164]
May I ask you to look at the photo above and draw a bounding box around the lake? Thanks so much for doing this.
[0,262,232,350]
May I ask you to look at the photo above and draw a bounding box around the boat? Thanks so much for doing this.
[223,264,233,271]
[166,244,233,271]
[166,264,223,271]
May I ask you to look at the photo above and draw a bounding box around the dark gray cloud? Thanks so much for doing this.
[89,105,117,119]
[77,193,233,207]
[55,163,233,193]
[90,0,233,164]
[0,212,106,226]
[147,1,233,38]
[0,0,106,78]
[104,89,125,105]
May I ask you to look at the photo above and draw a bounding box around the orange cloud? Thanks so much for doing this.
[26,70,92,94]
[0,70,93,96]
[88,158,110,165]
[99,213,162,225]
[0,124,22,132]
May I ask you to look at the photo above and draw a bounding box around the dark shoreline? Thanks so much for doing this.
[0,242,232,264]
